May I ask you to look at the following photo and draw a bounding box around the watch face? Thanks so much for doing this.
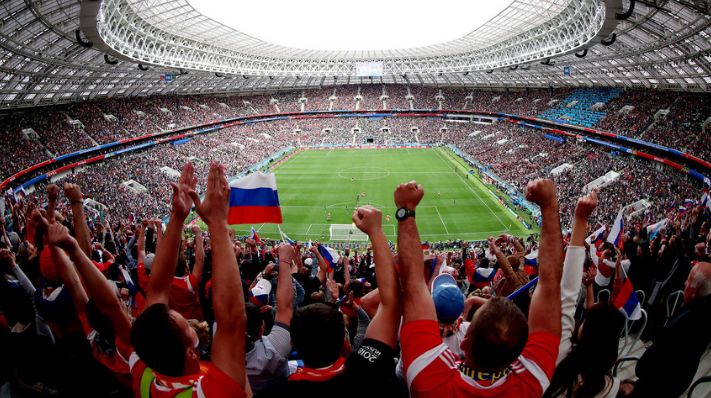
[396,208,406,218]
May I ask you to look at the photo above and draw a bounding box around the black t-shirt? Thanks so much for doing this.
[260,338,407,398]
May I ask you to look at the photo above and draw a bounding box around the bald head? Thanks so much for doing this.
[684,262,711,304]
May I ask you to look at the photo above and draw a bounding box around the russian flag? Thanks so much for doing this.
[472,267,496,284]
[317,245,340,269]
[612,276,642,320]
[683,198,696,207]
[607,207,624,249]
[586,224,606,248]
[523,250,539,276]
[249,226,261,243]
[646,219,668,240]
[228,172,282,225]
[700,188,711,211]
[278,225,295,244]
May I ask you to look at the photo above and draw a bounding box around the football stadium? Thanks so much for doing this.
[0,0,710,397]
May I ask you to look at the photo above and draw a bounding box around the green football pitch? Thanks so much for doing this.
[223,147,531,242]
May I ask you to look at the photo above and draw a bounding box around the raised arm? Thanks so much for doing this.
[46,184,59,224]
[394,181,435,323]
[525,179,564,335]
[137,222,146,266]
[275,243,295,325]
[47,222,131,343]
[190,225,204,282]
[557,189,597,364]
[64,183,92,257]
[489,237,517,281]
[49,240,89,314]
[352,205,401,348]
[188,163,247,388]
[310,244,329,284]
[95,242,115,266]
[145,163,196,307]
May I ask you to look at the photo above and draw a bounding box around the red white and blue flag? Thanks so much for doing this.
[523,250,539,276]
[472,267,496,284]
[249,226,261,243]
[646,219,668,240]
[607,208,624,249]
[612,273,642,320]
[228,172,282,225]
[700,187,711,212]
[586,224,606,248]
[317,245,340,269]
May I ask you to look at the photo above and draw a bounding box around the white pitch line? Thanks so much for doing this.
[434,206,450,234]
[434,149,508,230]
[305,223,313,236]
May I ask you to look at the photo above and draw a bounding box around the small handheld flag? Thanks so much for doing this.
[586,224,606,248]
[317,245,341,269]
[277,225,295,244]
[646,219,668,240]
[612,274,642,320]
[607,207,625,249]
[249,226,261,243]
[228,172,282,225]
[523,250,539,276]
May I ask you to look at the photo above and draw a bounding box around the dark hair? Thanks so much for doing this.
[467,297,528,370]
[291,303,344,368]
[130,303,188,377]
[245,302,263,344]
[346,280,364,298]
[543,303,625,398]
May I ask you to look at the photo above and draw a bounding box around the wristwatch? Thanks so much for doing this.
[395,207,416,221]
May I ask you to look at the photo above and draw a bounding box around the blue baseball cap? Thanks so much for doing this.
[431,273,465,324]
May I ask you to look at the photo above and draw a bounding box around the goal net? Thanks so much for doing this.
[329,224,369,242]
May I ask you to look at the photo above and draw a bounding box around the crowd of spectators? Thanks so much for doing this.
[0,158,709,397]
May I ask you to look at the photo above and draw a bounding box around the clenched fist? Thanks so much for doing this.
[394,181,424,210]
[525,179,557,210]
[64,183,83,203]
[352,206,382,235]
[47,223,76,250]
[47,184,59,202]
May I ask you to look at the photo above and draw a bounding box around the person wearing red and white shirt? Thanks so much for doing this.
[395,179,565,398]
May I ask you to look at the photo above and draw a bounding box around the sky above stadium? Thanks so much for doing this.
[188,0,514,51]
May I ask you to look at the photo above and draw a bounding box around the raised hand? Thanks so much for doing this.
[170,162,197,220]
[64,183,83,203]
[277,243,295,264]
[47,222,76,250]
[525,179,557,210]
[394,181,424,210]
[352,205,383,235]
[47,184,59,202]
[189,163,229,227]
[574,188,598,221]
[190,225,202,236]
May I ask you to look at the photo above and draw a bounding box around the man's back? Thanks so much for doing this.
[634,294,711,397]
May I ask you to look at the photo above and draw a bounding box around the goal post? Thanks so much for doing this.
[329,224,369,242]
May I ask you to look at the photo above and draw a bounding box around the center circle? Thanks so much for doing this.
[337,166,390,181]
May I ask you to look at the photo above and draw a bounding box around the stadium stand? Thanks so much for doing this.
[1,0,711,396]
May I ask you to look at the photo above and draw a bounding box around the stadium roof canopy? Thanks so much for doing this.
[0,0,710,109]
